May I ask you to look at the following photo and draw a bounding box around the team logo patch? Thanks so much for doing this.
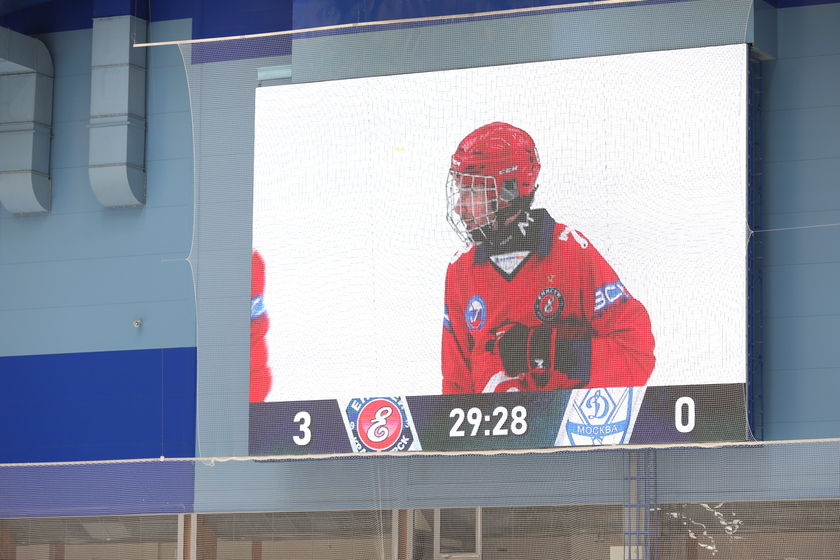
[535,287,564,323]
[563,388,634,446]
[346,397,414,452]
[466,295,487,331]
[251,294,266,319]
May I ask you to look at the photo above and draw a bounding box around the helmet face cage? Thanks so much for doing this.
[446,171,498,244]
[445,123,542,244]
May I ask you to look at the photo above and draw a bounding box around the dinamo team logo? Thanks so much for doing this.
[562,387,634,446]
[346,397,415,452]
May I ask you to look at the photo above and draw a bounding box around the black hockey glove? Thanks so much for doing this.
[491,322,591,390]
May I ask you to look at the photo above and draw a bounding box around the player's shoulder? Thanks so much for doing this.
[448,243,476,265]
[552,222,592,251]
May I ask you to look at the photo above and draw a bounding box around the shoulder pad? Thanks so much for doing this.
[557,225,589,249]
[450,243,475,264]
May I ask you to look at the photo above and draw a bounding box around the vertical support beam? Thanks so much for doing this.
[392,510,399,560]
[624,452,642,560]
[750,0,777,61]
[89,15,147,207]
[405,509,414,560]
[48,545,63,560]
[685,535,697,560]
[190,514,198,560]
[177,514,185,560]
[624,450,658,560]
[747,52,764,441]
[475,507,482,560]
[0,26,53,213]
[0,522,16,560]
[181,513,197,560]
[197,517,217,560]
[433,509,441,559]
[251,541,261,560]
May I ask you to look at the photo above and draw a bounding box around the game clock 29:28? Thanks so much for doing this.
[449,405,528,437]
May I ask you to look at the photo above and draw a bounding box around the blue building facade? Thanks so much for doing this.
[0,0,839,558]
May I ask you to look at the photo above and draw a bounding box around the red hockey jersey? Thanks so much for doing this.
[251,249,272,402]
[442,209,655,394]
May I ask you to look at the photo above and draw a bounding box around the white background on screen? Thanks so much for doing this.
[253,44,747,402]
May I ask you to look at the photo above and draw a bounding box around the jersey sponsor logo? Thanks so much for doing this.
[564,388,633,445]
[490,251,529,274]
[535,287,564,323]
[346,397,414,452]
[251,294,266,319]
[594,281,629,313]
[466,295,487,331]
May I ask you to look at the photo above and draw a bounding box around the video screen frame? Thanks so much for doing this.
[249,43,750,454]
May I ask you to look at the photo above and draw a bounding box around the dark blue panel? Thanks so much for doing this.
[93,0,149,19]
[291,0,710,29]
[1,0,838,35]
[0,0,93,34]
[0,0,50,18]
[2,0,292,37]
[147,0,193,21]
[0,347,196,463]
[190,35,293,64]
[193,0,293,39]
[293,0,574,29]
[0,397,162,447]
[775,0,840,7]
[0,461,194,518]
[290,0,717,41]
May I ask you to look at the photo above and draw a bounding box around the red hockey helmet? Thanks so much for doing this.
[446,122,541,243]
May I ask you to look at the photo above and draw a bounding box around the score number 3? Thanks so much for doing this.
[293,411,312,445]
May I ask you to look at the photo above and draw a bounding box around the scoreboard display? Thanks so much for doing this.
[250,385,747,454]
[250,44,749,455]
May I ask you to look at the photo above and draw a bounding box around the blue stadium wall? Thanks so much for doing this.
[0,0,839,518]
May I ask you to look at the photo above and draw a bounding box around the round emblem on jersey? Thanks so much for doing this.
[466,295,487,331]
[355,398,405,451]
[535,287,564,323]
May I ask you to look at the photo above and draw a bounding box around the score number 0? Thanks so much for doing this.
[675,396,695,433]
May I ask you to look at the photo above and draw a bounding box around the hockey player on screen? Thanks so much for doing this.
[251,249,272,402]
[442,122,655,394]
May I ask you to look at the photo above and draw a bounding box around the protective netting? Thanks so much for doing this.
[6,3,840,560]
[179,0,755,460]
[1,440,840,559]
[76,2,820,558]
[2,503,839,560]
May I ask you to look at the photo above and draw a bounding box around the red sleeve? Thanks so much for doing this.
[441,264,474,394]
[250,249,272,402]
[585,243,656,388]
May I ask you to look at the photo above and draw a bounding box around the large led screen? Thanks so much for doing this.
[250,44,749,455]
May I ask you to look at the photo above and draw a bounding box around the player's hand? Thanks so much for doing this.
[492,322,590,390]
[492,322,530,376]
